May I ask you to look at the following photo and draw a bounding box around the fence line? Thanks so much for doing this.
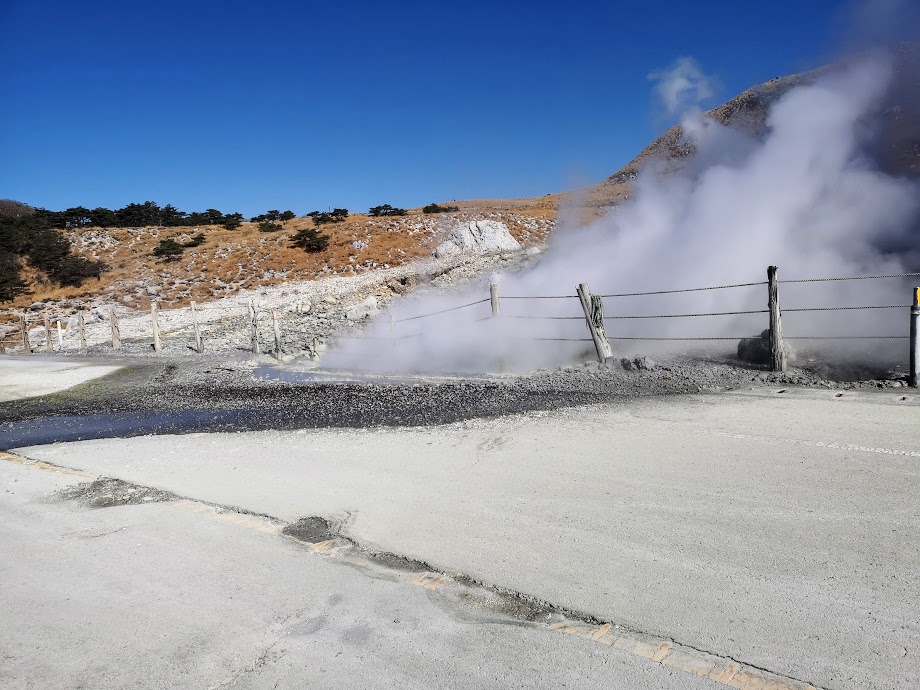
[393,298,489,323]
[604,309,768,319]
[599,281,767,298]
[2,267,917,386]
[779,272,920,284]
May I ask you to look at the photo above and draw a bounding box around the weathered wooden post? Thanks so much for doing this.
[910,287,919,388]
[44,314,53,351]
[190,301,204,353]
[389,313,396,348]
[20,313,30,354]
[576,283,613,362]
[767,266,787,373]
[56,320,64,351]
[110,307,121,350]
[248,299,259,354]
[489,280,508,371]
[77,311,86,352]
[272,309,282,360]
[151,301,162,353]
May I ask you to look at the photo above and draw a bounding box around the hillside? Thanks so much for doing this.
[0,208,553,322]
[3,47,918,326]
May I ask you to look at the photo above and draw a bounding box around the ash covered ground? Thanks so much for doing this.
[0,345,910,448]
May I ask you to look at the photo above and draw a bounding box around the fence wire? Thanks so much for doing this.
[600,281,766,298]
[780,272,920,284]
[394,298,489,323]
[785,335,909,340]
[605,309,768,320]
[783,305,909,312]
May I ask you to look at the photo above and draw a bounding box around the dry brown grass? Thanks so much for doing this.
[0,205,557,324]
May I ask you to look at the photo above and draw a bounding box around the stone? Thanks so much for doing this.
[433,220,521,258]
[351,239,368,250]
[737,329,771,365]
[345,296,379,321]
[29,302,48,311]
[737,329,796,366]
[146,286,158,296]
[634,356,656,371]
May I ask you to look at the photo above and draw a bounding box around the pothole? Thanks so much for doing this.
[282,516,337,543]
[58,477,178,508]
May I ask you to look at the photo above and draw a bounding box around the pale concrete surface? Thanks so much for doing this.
[17,388,920,690]
[0,460,716,690]
[0,358,121,402]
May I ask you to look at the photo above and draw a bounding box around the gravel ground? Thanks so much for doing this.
[0,347,911,446]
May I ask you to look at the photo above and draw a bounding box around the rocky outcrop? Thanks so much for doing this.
[345,296,379,321]
[433,221,521,258]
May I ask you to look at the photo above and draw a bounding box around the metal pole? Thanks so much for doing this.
[910,287,919,388]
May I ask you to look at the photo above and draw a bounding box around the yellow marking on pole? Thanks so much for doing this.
[0,452,95,482]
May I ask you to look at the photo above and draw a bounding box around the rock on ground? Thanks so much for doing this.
[433,220,521,258]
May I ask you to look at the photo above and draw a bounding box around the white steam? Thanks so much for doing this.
[648,56,719,116]
[324,54,919,374]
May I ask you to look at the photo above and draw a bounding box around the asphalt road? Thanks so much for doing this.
[0,459,717,690]
[8,387,920,689]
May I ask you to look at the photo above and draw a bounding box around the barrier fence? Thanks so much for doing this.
[2,266,919,387]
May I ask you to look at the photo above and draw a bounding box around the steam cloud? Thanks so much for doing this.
[648,57,719,116]
[325,51,919,374]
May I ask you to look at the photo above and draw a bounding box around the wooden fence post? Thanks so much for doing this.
[272,309,282,360]
[56,320,64,351]
[44,314,52,351]
[151,301,162,353]
[576,283,613,362]
[910,287,919,388]
[191,301,204,353]
[490,281,501,317]
[77,311,86,352]
[767,266,787,373]
[110,307,121,350]
[20,313,30,354]
[248,299,260,354]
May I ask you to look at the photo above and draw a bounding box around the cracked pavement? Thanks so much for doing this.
[3,387,919,689]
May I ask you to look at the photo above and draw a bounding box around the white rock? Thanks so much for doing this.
[345,296,379,321]
[433,220,521,258]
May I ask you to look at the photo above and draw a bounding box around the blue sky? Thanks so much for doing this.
[0,0,847,216]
